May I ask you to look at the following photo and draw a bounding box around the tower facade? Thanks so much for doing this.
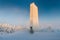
[30,3,39,31]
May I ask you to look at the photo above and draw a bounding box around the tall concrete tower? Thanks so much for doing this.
[30,2,39,31]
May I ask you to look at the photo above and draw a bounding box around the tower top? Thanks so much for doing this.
[30,2,38,8]
[31,2,35,4]
[31,2,35,5]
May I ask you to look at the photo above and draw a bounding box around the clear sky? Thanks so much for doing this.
[0,0,60,27]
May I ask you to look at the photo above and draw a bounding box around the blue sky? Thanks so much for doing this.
[0,0,60,27]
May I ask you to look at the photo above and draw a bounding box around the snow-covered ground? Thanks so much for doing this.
[0,30,60,40]
[0,24,60,40]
